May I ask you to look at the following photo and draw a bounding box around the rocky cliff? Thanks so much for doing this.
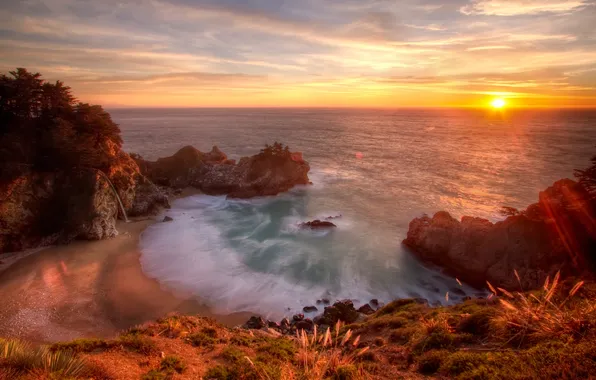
[135,145,310,198]
[0,169,119,253]
[403,179,596,290]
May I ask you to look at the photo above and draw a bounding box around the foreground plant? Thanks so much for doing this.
[490,271,595,346]
[0,338,90,378]
[297,321,369,380]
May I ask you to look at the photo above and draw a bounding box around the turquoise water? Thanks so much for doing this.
[113,108,596,318]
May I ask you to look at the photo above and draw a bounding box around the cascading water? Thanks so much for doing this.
[96,170,129,223]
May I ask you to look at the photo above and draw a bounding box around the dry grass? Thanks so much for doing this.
[297,321,370,380]
[0,338,91,378]
[490,271,596,346]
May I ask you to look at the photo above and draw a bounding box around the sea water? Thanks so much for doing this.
[112,108,596,318]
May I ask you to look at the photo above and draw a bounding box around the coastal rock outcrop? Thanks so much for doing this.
[135,144,310,198]
[0,170,119,253]
[404,179,596,290]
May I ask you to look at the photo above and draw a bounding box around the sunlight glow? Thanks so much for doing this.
[491,98,507,109]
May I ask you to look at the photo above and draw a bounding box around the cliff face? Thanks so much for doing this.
[0,170,119,253]
[135,145,310,198]
[404,179,596,290]
[0,151,170,254]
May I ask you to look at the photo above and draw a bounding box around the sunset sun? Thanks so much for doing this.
[491,98,506,109]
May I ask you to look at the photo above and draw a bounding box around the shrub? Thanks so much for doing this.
[417,350,449,374]
[332,364,358,380]
[187,332,217,348]
[118,333,157,355]
[50,338,113,353]
[160,355,186,374]
[490,274,595,346]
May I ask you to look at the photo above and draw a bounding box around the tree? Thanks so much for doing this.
[260,141,291,158]
[0,68,123,179]
[575,150,596,197]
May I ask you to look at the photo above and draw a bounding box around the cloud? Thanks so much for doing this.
[460,0,587,16]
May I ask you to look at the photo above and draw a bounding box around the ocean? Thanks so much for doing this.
[111,108,596,318]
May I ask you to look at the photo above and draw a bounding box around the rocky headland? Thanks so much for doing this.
[403,179,596,290]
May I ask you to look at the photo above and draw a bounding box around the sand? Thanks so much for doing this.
[0,196,251,343]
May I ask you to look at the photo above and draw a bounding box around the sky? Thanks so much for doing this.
[0,0,595,108]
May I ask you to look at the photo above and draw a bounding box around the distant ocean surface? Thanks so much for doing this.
[111,108,596,318]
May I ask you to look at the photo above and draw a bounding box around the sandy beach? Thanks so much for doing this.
[0,200,250,344]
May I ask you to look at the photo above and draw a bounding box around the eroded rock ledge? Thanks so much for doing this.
[403,179,596,290]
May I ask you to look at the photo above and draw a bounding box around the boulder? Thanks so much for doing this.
[303,306,318,313]
[293,313,304,322]
[163,216,174,223]
[357,304,375,315]
[316,300,360,325]
[0,170,118,253]
[244,316,266,330]
[280,318,291,331]
[295,319,314,331]
[404,179,596,290]
[299,220,337,229]
[316,299,330,305]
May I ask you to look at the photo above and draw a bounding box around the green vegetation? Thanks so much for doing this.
[0,68,123,180]
[0,338,95,378]
[259,142,291,158]
[2,279,595,379]
[575,146,596,196]
[160,355,186,374]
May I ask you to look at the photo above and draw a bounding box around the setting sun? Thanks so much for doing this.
[491,98,506,109]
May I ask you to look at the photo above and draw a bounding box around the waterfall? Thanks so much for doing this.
[96,170,129,223]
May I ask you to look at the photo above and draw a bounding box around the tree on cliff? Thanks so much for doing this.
[260,141,291,158]
[0,68,123,180]
[575,148,596,197]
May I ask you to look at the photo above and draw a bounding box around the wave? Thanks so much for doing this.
[139,191,476,319]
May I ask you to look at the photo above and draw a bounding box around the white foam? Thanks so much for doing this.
[139,194,476,318]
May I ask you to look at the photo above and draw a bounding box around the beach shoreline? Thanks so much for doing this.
[0,189,251,344]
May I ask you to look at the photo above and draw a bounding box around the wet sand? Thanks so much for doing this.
[0,214,250,343]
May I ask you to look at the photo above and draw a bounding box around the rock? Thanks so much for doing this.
[292,314,304,322]
[280,318,291,330]
[370,299,379,308]
[357,304,375,315]
[163,216,174,222]
[299,220,337,229]
[316,299,331,305]
[129,175,170,216]
[316,300,359,325]
[403,179,596,290]
[0,170,119,253]
[135,145,310,198]
[267,320,280,329]
[325,214,342,220]
[244,316,266,330]
[295,319,314,331]
[303,306,318,313]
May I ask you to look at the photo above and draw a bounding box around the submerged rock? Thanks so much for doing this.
[404,179,596,290]
[299,220,337,229]
[163,216,174,222]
